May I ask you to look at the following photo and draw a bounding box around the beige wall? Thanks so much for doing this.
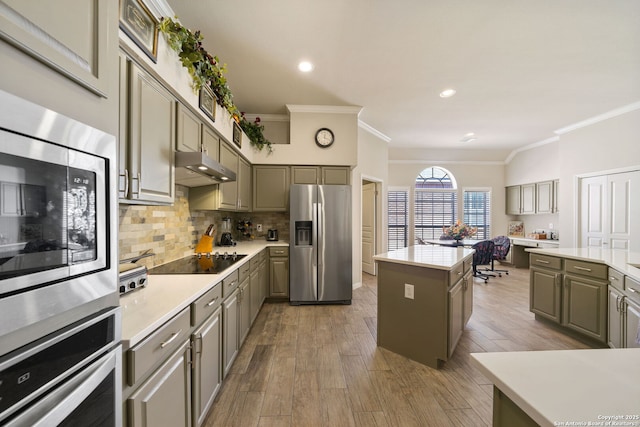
[351,126,389,286]
[388,161,508,244]
[506,107,640,246]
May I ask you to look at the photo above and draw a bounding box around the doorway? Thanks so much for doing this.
[362,179,380,275]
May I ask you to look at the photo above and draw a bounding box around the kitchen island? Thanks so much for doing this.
[373,245,475,369]
[471,348,640,427]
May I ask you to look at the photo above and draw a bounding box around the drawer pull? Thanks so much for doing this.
[274,250,284,255]
[206,296,219,307]
[609,276,619,281]
[536,259,550,264]
[573,266,592,272]
[629,287,638,294]
[160,330,182,348]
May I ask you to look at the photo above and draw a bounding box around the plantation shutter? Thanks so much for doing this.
[387,190,408,250]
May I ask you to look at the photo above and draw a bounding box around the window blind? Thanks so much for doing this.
[463,190,491,239]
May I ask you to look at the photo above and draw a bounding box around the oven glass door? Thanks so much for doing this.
[0,128,107,295]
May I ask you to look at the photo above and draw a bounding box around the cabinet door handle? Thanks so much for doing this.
[206,296,219,307]
[609,276,619,282]
[160,329,182,348]
[629,287,638,294]
[573,266,592,272]
[536,259,550,264]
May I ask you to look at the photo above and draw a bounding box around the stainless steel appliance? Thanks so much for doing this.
[289,184,352,305]
[219,217,234,246]
[267,229,278,241]
[148,252,247,275]
[0,307,121,426]
[0,90,120,424]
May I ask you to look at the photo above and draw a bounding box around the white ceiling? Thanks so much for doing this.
[168,1,640,157]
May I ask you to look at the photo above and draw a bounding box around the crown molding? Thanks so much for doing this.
[144,0,174,19]
[389,159,505,166]
[286,104,363,115]
[554,101,640,135]
[358,120,391,143]
[504,136,559,164]
[243,113,289,122]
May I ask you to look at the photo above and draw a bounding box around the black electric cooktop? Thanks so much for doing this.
[148,253,247,275]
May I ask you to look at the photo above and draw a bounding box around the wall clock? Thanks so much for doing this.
[315,128,334,148]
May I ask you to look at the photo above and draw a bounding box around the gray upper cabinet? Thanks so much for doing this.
[291,166,320,184]
[202,126,220,162]
[506,180,558,215]
[253,166,290,211]
[176,103,202,152]
[238,157,251,212]
[322,167,350,185]
[535,181,554,214]
[120,58,175,204]
[506,186,521,215]
[520,183,536,215]
[0,0,111,96]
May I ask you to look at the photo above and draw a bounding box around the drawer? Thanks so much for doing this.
[269,246,288,257]
[463,257,472,273]
[449,262,465,285]
[625,276,640,305]
[191,282,222,327]
[250,253,261,271]
[239,261,251,282]
[222,269,239,298]
[565,259,607,280]
[530,254,562,270]
[127,306,190,386]
[608,268,625,291]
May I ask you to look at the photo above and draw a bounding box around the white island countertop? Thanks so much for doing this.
[526,247,640,282]
[119,240,288,350]
[471,348,640,427]
[373,245,475,270]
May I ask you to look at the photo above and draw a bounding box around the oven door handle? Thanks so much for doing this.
[5,348,120,427]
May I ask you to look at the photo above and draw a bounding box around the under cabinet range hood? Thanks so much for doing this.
[174,151,236,187]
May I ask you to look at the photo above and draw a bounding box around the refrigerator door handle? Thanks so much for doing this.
[312,202,319,300]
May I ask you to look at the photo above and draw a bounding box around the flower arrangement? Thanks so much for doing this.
[158,16,273,152]
[443,221,477,240]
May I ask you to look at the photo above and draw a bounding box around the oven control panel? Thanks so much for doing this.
[118,264,148,296]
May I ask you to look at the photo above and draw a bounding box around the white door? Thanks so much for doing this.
[580,170,639,251]
[362,182,376,275]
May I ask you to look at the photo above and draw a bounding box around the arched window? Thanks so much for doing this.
[414,167,457,242]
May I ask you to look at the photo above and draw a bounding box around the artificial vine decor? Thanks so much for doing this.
[159,16,273,153]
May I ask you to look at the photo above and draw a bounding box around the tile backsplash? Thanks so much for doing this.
[119,185,289,268]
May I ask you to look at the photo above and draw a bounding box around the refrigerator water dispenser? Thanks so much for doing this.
[295,221,312,246]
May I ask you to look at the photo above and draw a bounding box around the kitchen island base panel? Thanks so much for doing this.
[493,386,539,427]
[377,261,449,369]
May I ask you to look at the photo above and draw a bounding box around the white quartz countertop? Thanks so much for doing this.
[526,247,640,282]
[471,348,640,427]
[510,237,560,246]
[119,240,288,350]
[373,245,475,270]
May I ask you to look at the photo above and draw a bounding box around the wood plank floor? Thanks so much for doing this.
[203,267,593,427]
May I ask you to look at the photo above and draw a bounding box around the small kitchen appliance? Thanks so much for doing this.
[219,217,235,246]
[267,229,279,241]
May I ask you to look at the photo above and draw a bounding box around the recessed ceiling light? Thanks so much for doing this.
[298,61,314,72]
[461,133,477,143]
[439,88,456,98]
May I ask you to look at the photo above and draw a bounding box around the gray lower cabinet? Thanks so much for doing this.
[625,298,640,349]
[269,247,289,298]
[222,287,239,378]
[249,252,265,323]
[192,308,222,427]
[529,254,608,344]
[238,269,251,345]
[563,274,607,342]
[448,266,473,357]
[119,56,176,204]
[530,268,562,322]
[608,285,625,348]
[127,340,191,427]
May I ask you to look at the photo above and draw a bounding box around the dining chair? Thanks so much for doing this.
[472,240,496,283]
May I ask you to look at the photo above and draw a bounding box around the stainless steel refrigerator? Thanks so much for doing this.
[289,184,352,304]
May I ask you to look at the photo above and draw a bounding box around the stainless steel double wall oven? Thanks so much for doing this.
[0,90,121,425]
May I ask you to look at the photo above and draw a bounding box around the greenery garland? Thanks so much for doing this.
[159,16,272,153]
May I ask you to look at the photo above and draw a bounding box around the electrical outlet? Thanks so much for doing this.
[404,283,414,300]
[256,224,263,232]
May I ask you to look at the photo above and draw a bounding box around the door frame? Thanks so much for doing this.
[361,176,383,276]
